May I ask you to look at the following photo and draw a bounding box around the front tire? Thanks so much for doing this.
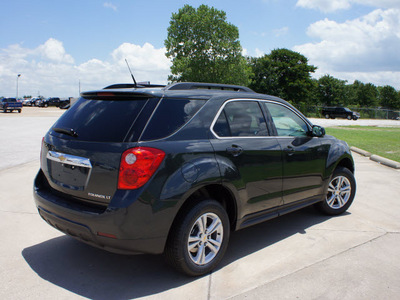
[315,167,356,215]
[165,199,230,276]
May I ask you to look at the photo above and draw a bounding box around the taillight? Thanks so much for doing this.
[118,147,165,190]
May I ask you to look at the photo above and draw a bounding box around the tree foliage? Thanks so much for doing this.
[316,75,348,106]
[165,5,250,85]
[247,55,281,96]
[249,49,317,105]
[378,85,400,109]
[354,81,379,107]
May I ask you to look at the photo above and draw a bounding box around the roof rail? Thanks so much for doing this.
[103,83,166,89]
[166,82,254,93]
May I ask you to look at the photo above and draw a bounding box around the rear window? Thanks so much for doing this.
[141,98,206,141]
[51,97,148,142]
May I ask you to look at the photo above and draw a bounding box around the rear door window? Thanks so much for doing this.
[212,101,269,137]
[141,98,206,141]
[51,97,149,142]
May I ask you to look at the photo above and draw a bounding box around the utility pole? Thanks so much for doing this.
[16,74,21,99]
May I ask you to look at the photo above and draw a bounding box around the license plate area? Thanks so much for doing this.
[47,151,92,190]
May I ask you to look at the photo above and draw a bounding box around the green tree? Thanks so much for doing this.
[316,75,348,106]
[165,5,250,85]
[357,82,379,107]
[249,49,317,105]
[248,55,282,96]
[378,85,400,109]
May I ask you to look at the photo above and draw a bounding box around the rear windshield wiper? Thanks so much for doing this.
[53,127,78,137]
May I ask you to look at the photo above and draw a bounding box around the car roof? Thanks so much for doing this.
[81,82,292,106]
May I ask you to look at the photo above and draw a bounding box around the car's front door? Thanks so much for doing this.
[263,102,328,206]
[210,100,283,220]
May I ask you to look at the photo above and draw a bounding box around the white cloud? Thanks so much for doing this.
[36,38,74,64]
[0,39,171,98]
[103,2,117,12]
[111,42,170,71]
[296,0,400,13]
[242,48,265,58]
[255,48,265,57]
[296,0,350,13]
[294,8,400,88]
[273,26,289,37]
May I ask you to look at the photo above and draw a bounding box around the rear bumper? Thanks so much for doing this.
[36,206,165,254]
[33,170,169,255]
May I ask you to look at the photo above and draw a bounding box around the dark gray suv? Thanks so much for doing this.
[34,82,356,276]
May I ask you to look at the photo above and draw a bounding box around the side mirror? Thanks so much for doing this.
[311,125,325,137]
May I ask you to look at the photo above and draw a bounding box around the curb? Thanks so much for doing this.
[350,147,400,169]
[370,154,400,169]
[350,146,371,157]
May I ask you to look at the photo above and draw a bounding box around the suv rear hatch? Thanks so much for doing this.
[40,92,159,208]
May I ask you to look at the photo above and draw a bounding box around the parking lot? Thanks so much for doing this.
[1,108,399,299]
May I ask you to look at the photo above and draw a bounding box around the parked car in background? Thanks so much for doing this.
[25,97,42,106]
[34,82,356,276]
[322,107,360,120]
[1,98,22,113]
[38,97,61,107]
[59,98,70,109]
[22,98,33,106]
[35,98,43,106]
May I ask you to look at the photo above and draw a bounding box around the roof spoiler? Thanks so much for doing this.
[103,83,166,89]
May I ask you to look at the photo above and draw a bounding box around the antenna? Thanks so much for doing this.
[125,59,137,87]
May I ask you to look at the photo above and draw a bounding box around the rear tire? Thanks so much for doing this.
[165,199,230,276]
[315,167,356,215]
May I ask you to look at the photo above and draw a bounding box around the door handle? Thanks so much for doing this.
[226,145,243,157]
[285,145,295,156]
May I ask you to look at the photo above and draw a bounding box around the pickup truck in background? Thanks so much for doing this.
[1,98,23,113]
[321,107,360,120]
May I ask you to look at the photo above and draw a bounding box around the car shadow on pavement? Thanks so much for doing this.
[22,207,346,299]
[222,207,348,268]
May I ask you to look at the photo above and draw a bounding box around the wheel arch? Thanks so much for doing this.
[167,184,238,241]
[335,157,354,174]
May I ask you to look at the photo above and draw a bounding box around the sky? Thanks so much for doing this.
[1,0,400,98]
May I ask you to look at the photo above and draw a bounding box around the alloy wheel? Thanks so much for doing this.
[326,175,351,209]
[187,212,223,266]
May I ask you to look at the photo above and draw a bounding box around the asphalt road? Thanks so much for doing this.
[1,108,399,299]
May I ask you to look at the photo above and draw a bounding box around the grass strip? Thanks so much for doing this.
[325,126,400,163]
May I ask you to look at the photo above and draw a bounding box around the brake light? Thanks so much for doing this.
[118,147,165,190]
[97,92,115,97]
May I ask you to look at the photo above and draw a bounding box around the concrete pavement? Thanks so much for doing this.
[1,111,399,299]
